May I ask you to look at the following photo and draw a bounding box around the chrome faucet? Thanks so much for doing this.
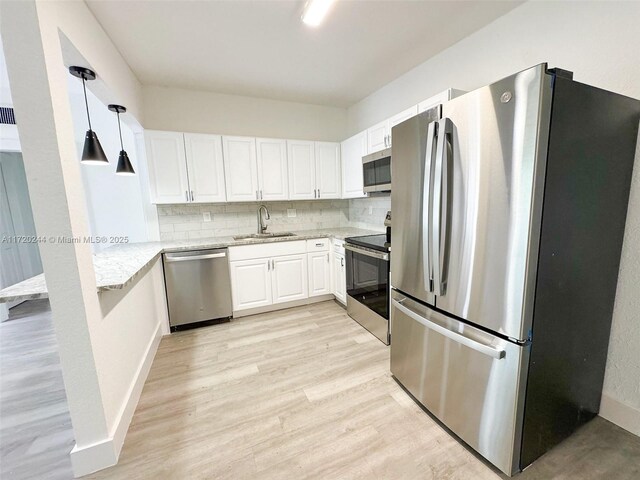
[257,205,270,234]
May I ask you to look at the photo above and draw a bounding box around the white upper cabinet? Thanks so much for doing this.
[341,131,367,199]
[387,105,418,147]
[288,140,340,200]
[287,140,316,200]
[256,138,288,201]
[389,105,418,129]
[418,88,466,113]
[144,130,190,204]
[367,120,388,153]
[367,105,418,153]
[223,136,259,202]
[183,133,227,203]
[315,142,341,199]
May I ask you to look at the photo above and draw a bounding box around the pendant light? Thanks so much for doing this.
[69,66,109,165]
[108,104,136,176]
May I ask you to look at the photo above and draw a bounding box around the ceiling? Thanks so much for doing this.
[86,0,521,107]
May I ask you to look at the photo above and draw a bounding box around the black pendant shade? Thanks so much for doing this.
[116,150,136,176]
[82,129,109,164]
[108,104,136,176]
[69,66,109,165]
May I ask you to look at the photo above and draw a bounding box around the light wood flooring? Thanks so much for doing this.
[0,299,74,480]
[2,300,639,479]
[89,301,640,480]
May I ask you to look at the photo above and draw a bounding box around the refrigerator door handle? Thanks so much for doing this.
[422,120,437,292]
[392,299,506,359]
[432,117,453,297]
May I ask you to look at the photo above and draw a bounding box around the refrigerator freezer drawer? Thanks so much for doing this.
[390,291,529,475]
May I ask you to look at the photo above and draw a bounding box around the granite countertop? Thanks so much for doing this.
[0,227,380,304]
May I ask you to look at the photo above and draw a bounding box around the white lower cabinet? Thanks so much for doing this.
[308,251,331,297]
[272,254,308,304]
[332,253,346,304]
[229,258,272,310]
[229,239,340,313]
[331,239,347,305]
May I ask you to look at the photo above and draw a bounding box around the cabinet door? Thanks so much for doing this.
[308,251,331,297]
[256,138,288,201]
[272,254,308,304]
[230,258,272,311]
[184,133,226,203]
[332,253,346,304]
[388,105,418,146]
[367,120,389,153]
[144,131,189,204]
[418,89,453,113]
[341,131,367,199]
[315,142,341,200]
[222,136,259,202]
[287,140,316,200]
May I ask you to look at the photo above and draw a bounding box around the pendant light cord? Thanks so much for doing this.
[117,111,124,150]
[82,76,92,131]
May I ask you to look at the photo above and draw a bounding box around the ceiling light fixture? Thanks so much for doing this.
[302,0,336,27]
[69,66,109,165]
[108,104,136,176]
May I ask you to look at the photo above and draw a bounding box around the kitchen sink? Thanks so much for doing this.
[233,232,297,240]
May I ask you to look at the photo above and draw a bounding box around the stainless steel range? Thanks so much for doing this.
[345,232,390,345]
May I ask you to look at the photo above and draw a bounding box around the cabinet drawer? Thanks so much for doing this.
[229,240,306,261]
[306,238,329,252]
[332,238,345,255]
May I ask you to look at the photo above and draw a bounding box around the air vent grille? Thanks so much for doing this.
[0,107,16,125]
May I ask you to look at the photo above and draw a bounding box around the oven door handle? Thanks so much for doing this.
[345,244,389,261]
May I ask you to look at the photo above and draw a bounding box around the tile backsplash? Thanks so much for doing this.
[158,200,349,240]
[157,195,390,241]
[348,194,391,230]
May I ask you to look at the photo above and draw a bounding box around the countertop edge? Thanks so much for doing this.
[1,228,381,303]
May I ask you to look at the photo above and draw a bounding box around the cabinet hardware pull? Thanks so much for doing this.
[185,190,189,202]
[256,190,258,200]
[317,189,320,198]
[190,190,194,201]
[341,257,344,267]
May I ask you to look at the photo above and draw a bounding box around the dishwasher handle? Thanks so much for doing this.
[165,251,227,263]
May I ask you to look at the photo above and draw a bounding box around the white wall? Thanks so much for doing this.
[95,259,168,451]
[347,2,640,135]
[1,0,165,476]
[67,74,148,251]
[143,86,347,141]
[347,1,640,435]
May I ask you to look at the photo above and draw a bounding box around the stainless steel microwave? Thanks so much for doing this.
[362,148,391,193]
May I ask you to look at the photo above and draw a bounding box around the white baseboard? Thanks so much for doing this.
[233,294,335,318]
[599,393,640,437]
[111,321,163,455]
[69,321,163,477]
[69,438,117,478]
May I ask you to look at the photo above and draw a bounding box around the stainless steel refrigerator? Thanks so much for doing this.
[390,64,640,475]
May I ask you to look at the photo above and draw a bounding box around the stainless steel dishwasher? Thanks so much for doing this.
[163,248,232,329]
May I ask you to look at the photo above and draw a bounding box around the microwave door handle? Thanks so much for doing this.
[423,121,437,292]
[432,118,453,297]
